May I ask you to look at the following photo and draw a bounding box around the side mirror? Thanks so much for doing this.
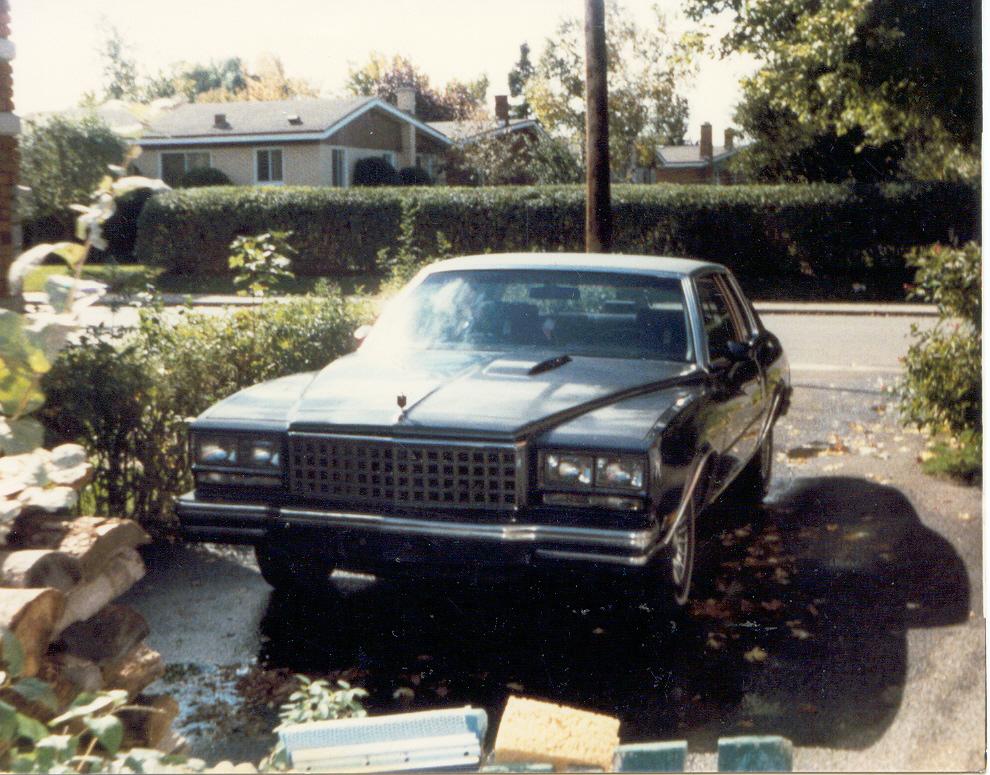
[353,324,372,345]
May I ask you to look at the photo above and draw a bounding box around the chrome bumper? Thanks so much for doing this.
[176,493,665,568]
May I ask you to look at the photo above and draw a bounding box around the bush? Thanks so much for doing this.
[898,241,981,442]
[397,166,433,186]
[134,182,980,280]
[41,287,372,532]
[352,156,399,186]
[100,186,156,259]
[177,166,233,187]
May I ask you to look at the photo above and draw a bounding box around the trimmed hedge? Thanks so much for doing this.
[134,182,980,278]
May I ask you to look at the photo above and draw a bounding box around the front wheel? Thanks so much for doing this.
[668,495,696,606]
[254,544,332,592]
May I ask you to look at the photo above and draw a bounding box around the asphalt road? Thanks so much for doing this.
[118,312,983,771]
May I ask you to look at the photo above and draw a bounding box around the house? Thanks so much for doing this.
[132,92,451,187]
[429,96,546,185]
[648,123,742,184]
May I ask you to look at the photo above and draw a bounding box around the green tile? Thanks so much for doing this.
[614,741,688,772]
[718,735,793,772]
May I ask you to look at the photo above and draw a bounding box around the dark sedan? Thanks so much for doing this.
[176,254,790,605]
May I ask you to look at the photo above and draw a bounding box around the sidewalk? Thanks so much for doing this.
[90,292,938,317]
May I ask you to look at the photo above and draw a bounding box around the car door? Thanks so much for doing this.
[694,272,766,494]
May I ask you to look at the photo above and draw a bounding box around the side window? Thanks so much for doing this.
[696,275,744,361]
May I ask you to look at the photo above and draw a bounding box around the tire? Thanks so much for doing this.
[668,490,697,606]
[730,426,773,504]
[254,543,331,592]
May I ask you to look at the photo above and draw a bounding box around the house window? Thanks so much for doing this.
[331,148,346,187]
[256,148,284,184]
[160,152,210,186]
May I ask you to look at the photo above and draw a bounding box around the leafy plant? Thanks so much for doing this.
[352,157,399,187]
[898,241,981,481]
[176,167,232,188]
[228,231,297,297]
[264,676,367,771]
[377,199,452,290]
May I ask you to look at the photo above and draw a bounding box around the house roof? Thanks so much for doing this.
[656,143,738,168]
[138,97,452,147]
[427,117,543,145]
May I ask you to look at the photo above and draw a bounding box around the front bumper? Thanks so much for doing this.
[175,492,665,568]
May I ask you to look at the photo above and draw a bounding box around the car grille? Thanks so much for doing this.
[288,435,518,511]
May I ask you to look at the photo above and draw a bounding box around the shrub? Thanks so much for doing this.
[397,165,433,186]
[134,182,980,280]
[352,156,399,186]
[176,166,233,187]
[899,241,981,440]
[100,186,156,259]
[228,230,296,296]
[41,287,372,532]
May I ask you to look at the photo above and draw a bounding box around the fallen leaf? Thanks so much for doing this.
[738,719,755,728]
[435,686,449,698]
[826,523,839,532]
[761,600,784,612]
[744,647,768,663]
[706,636,724,650]
[773,567,791,585]
[798,703,818,714]
[789,628,811,640]
[592,627,605,635]
[393,687,414,700]
[506,682,524,691]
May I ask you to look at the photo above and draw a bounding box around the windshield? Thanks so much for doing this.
[363,269,694,362]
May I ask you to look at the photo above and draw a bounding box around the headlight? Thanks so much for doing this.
[595,456,645,490]
[540,451,647,493]
[192,432,283,475]
[543,453,594,487]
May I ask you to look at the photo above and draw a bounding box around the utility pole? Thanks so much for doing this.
[584,0,611,253]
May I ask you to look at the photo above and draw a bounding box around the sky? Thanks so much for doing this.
[14,0,758,141]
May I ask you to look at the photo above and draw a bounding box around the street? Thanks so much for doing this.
[118,311,983,771]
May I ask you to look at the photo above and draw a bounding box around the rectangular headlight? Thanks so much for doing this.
[192,433,282,470]
[542,452,594,487]
[595,455,645,490]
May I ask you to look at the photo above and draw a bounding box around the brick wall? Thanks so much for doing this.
[0,0,17,297]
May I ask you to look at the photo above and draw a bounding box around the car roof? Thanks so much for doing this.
[423,253,725,279]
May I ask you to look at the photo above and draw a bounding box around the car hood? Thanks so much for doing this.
[255,349,698,439]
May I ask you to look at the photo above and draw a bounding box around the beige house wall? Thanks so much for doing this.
[134,141,325,186]
[328,111,402,150]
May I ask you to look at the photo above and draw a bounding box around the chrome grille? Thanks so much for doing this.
[289,435,518,511]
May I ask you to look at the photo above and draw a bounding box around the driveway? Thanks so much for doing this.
[119,312,983,770]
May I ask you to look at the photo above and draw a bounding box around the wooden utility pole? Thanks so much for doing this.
[584,0,611,253]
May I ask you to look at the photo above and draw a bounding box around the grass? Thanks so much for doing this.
[24,263,381,297]
[921,429,982,485]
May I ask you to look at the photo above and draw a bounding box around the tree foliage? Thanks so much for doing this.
[687,0,980,181]
[344,53,488,121]
[525,1,697,181]
[507,43,535,119]
[98,25,139,101]
[450,131,582,186]
[19,114,127,224]
[141,54,317,103]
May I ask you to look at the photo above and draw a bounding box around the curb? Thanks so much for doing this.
[94,293,938,318]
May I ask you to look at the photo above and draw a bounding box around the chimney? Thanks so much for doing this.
[396,86,416,116]
[214,113,229,129]
[700,122,713,158]
[494,95,510,126]
[724,128,734,150]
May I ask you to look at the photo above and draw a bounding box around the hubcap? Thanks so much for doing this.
[671,515,690,586]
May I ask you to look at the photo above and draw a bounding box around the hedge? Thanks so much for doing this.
[134,182,980,278]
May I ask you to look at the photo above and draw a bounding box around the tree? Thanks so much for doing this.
[19,114,127,236]
[141,55,315,103]
[687,0,980,181]
[450,129,582,186]
[525,1,696,181]
[98,25,139,101]
[344,53,487,121]
[507,43,535,118]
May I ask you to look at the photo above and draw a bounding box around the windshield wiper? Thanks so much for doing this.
[528,354,572,376]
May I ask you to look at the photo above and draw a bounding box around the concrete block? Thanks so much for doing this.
[718,735,793,772]
[614,740,688,772]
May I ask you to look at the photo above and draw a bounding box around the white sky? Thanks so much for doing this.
[13,0,757,141]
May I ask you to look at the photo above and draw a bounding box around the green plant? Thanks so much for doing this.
[228,231,297,297]
[264,676,367,771]
[898,241,981,482]
[134,182,979,283]
[377,199,453,289]
[176,167,232,188]
[42,287,372,532]
[352,157,399,187]
[397,166,433,186]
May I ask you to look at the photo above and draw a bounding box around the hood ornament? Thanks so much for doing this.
[395,393,408,422]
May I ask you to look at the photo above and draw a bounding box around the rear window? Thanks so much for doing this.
[364,269,693,362]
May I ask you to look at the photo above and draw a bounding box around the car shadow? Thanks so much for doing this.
[256,476,969,753]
